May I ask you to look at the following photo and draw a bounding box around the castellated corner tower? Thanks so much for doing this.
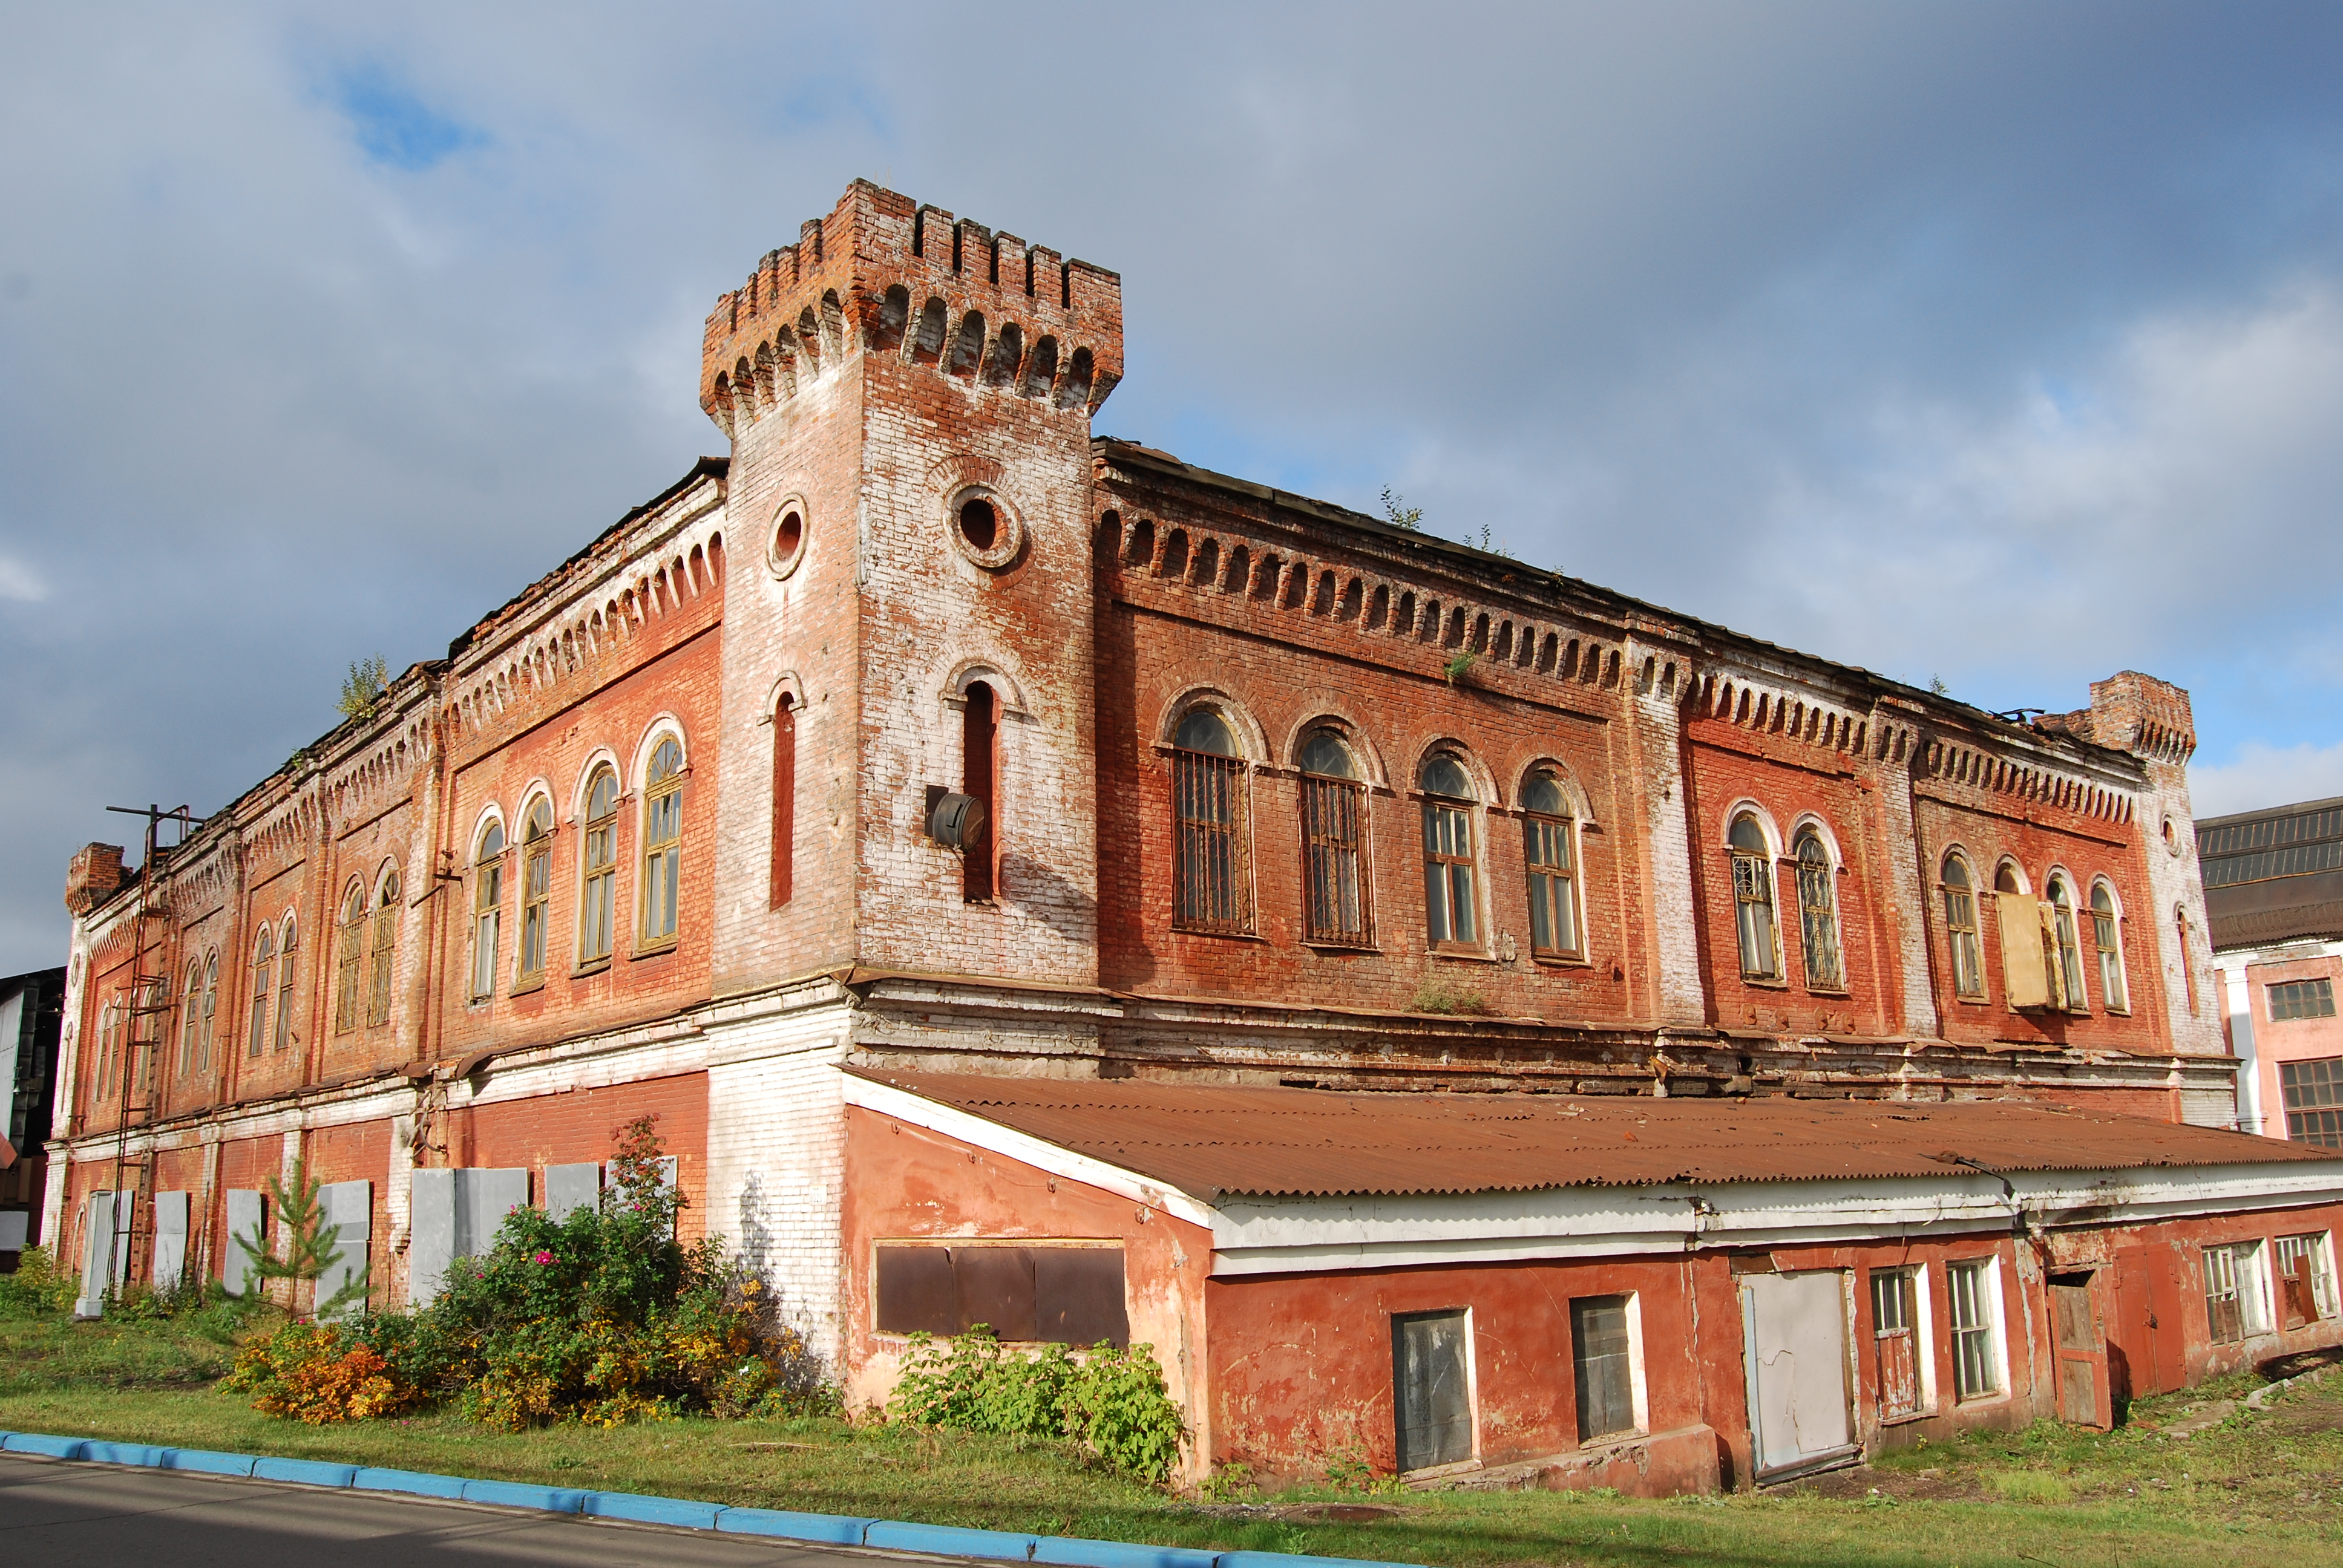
[700,181,1123,1002]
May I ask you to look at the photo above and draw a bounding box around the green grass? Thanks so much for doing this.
[2,1313,2341,1566]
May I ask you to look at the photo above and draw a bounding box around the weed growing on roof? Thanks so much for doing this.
[1408,978,1494,1016]
[229,1116,837,1428]
[889,1325,1187,1483]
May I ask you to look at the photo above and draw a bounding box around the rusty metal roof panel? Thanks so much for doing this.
[850,1071,2330,1201]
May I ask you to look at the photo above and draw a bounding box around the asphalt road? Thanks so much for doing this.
[0,1452,894,1566]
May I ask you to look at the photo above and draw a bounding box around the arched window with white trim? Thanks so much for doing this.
[335,881,365,1035]
[1420,752,1479,950]
[274,916,298,1053]
[1729,813,1780,980]
[471,821,505,1000]
[1794,826,1844,990]
[640,737,683,944]
[2091,880,2129,1013]
[1522,770,1580,959]
[1172,706,1250,935]
[518,799,553,984]
[579,766,619,964]
[2046,875,2087,1013]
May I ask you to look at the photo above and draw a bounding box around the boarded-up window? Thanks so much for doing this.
[1571,1295,1637,1442]
[1870,1269,1922,1419]
[2202,1241,2269,1344]
[1996,892,2049,1009]
[2275,1233,2337,1327]
[874,1244,1128,1347]
[1392,1310,1473,1471]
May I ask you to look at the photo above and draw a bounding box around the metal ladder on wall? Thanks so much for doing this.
[103,804,193,1299]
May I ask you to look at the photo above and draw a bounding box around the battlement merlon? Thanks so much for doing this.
[698,180,1123,436]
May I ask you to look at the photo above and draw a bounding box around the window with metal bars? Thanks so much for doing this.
[247,927,274,1058]
[1942,854,1984,999]
[578,766,618,965]
[1794,828,1843,990]
[518,800,552,984]
[367,872,399,1027]
[335,883,365,1035]
[1871,1269,1924,1419]
[641,739,684,943]
[1299,730,1371,946]
[1421,753,1478,950]
[1729,814,1779,980]
[1948,1259,2002,1400]
[2281,1057,2343,1148]
[2202,1241,2269,1343]
[1522,771,1579,959]
[2270,978,2337,1021]
[1171,709,1250,935]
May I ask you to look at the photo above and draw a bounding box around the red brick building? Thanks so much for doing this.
[48,181,2341,1489]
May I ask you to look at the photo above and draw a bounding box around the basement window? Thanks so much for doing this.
[2275,1233,2338,1327]
[875,1243,1128,1347]
[2203,1240,2271,1344]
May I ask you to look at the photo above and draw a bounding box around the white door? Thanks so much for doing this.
[1741,1270,1856,1478]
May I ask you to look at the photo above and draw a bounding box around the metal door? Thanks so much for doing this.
[2049,1273,2113,1429]
[1741,1270,1856,1480]
[1392,1310,1473,1472]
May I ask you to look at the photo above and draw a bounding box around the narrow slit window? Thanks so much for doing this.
[963,684,998,903]
[1420,754,1478,950]
[1794,828,1843,990]
[1299,728,1371,945]
[1730,814,1779,980]
[1172,708,1250,935]
[770,696,796,909]
[177,959,202,1076]
[517,802,552,983]
[579,766,618,963]
[641,739,684,943]
[246,927,274,1059]
[1523,771,1580,959]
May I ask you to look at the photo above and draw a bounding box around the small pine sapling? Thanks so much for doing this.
[237,1159,368,1321]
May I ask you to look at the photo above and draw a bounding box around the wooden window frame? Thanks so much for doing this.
[640,739,684,947]
[1794,829,1845,993]
[517,801,553,987]
[1870,1267,1928,1420]
[578,766,619,968]
[246,927,274,1060]
[334,884,365,1035]
[367,873,399,1028]
[197,953,218,1071]
[471,822,505,1002]
[1524,788,1582,962]
[1172,742,1251,936]
[1729,816,1781,982]
[273,917,297,1053]
[2089,881,2129,1014]
[2046,878,2088,1014]
[1942,855,1985,1001]
[1948,1258,2004,1401]
[1299,732,1373,948]
[770,696,796,910]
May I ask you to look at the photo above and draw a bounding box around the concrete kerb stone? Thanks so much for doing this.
[0,1431,1429,1568]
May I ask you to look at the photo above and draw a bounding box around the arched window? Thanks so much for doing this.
[2177,906,2199,1015]
[177,958,203,1076]
[274,916,298,1053]
[1729,814,1779,980]
[641,738,683,943]
[519,800,553,984]
[1172,707,1249,935]
[2046,876,2086,1012]
[1522,771,1579,959]
[1420,753,1478,950]
[579,766,619,964]
[471,821,505,1000]
[770,696,797,909]
[1300,728,1371,945]
[2092,881,2129,1013]
[962,686,998,903]
[1941,854,1985,1000]
[247,926,274,1059]
[95,999,119,1106]
[335,882,366,1034]
[1794,827,1844,990]
[198,952,218,1071]
[368,871,399,1028]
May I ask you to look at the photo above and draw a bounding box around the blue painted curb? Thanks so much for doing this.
[0,1430,1427,1568]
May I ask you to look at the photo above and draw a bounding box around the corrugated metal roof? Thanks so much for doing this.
[851,1071,2333,1201]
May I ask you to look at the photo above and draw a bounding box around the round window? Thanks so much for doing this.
[946,485,1022,569]
[768,495,809,580]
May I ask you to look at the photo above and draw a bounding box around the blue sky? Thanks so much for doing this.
[2,2,2341,971]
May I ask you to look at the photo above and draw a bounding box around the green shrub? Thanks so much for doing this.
[230,1115,837,1429]
[1408,978,1493,1016]
[889,1326,1187,1484]
[0,1246,76,1318]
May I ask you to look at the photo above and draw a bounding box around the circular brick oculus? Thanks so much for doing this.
[768,495,809,580]
[946,485,1022,569]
